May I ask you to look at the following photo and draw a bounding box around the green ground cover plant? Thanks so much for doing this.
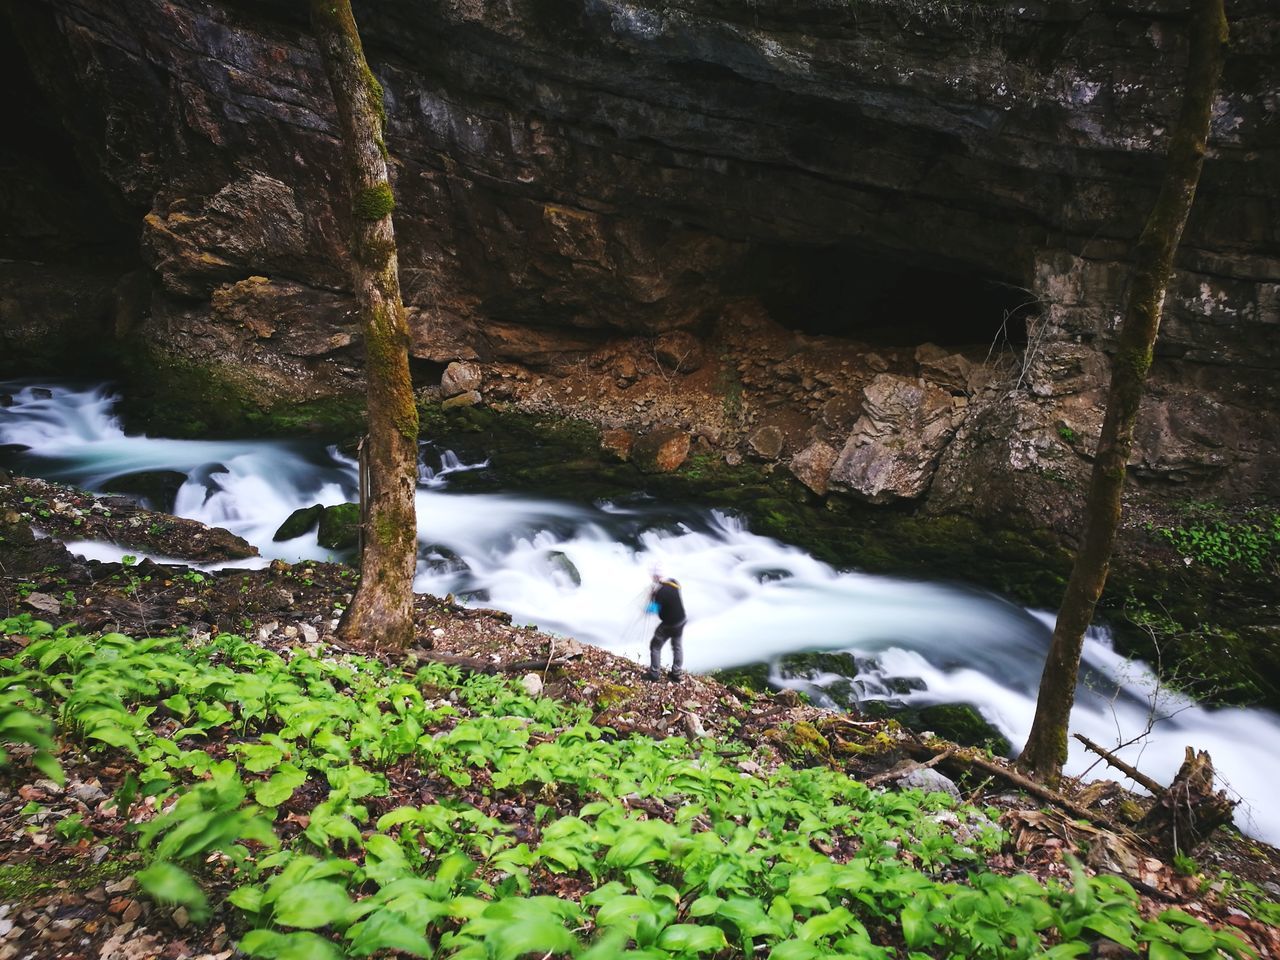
[0,615,1259,959]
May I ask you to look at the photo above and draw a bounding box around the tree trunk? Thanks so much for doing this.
[310,0,420,653]
[1017,0,1227,784]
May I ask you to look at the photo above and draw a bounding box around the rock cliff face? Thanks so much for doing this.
[2,0,1277,529]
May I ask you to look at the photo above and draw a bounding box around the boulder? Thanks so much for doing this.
[829,374,961,504]
[788,441,838,496]
[632,427,690,473]
[441,361,482,398]
[747,425,784,460]
[273,504,323,542]
[600,428,634,461]
[915,343,975,395]
[317,502,360,551]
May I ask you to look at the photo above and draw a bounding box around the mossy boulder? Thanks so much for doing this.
[862,701,1011,756]
[317,502,360,551]
[710,661,772,694]
[274,504,324,541]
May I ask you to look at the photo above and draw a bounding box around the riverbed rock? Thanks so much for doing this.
[788,441,838,496]
[632,427,690,474]
[317,502,360,552]
[600,428,634,461]
[747,425,784,461]
[829,375,962,504]
[273,504,324,542]
[441,362,482,398]
[441,390,482,410]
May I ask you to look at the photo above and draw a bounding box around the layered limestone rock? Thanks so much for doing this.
[829,375,963,504]
[2,0,1278,527]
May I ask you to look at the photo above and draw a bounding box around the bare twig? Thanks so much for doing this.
[1073,733,1166,795]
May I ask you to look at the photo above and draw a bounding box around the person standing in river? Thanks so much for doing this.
[645,571,687,682]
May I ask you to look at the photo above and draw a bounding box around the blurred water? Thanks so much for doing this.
[3,380,1278,844]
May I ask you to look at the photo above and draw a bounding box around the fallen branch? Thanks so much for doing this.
[910,746,1123,832]
[1073,733,1166,795]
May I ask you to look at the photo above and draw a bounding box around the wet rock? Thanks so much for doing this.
[316,502,360,551]
[273,504,323,542]
[632,426,690,473]
[788,441,838,496]
[441,390,482,410]
[441,361,482,398]
[747,425,784,460]
[545,551,581,586]
[829,375,961,504]
[599,428,634,461]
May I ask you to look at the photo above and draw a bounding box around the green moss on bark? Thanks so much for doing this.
[353,182,395,221]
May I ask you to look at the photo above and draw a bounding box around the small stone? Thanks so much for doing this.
[33,778,63,795]
[441,390,482,410]
[298,624,319,645]
[122,900,142,923]
[894,767,961,801]
[747,425,785,460]
[105,877,136,895]
[172,906,190,928]
[519,673,543,697]
[70,781,106,803]
[21,593,60,616]
[107,898,130,916]
[84,888,106,904]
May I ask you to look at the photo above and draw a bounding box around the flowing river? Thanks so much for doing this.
[3,380,1279,844]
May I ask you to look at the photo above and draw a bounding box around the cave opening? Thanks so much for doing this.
[0,24,135,265]
[732,241,1034,349]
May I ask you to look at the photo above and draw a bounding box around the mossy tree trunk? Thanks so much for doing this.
[1017,0,1227,785]
[310,0,420,653]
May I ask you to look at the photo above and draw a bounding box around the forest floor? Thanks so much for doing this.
[1,474,1278,960]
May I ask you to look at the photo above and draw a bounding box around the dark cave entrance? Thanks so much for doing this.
[0,25,136,264]
[731,242,1034,348]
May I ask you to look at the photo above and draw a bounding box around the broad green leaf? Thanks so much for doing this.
[1149,940,1190,960]
[239,929,344,960]
[272,879,356,930]
[240,743,285,773]
[768,941,823,960]
[797,907,853,942]
[255,763,307,808]
[87,725,140,756]
[136,862,208,917]
[227,885,265,913]
[33,750,65,786]
[488,918,575,960]
[346,908,432,957]
[1177,926,1214,955]
[688,895,723,918]
[656,923,728,953]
